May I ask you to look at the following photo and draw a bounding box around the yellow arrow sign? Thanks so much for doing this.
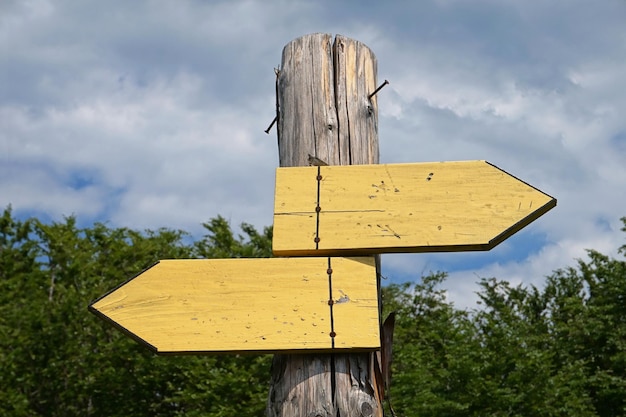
[89,257,379,354]
[273,160,556,256]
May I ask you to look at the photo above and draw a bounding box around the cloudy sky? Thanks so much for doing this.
[2,0,625,308]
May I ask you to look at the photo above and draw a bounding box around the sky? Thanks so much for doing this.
[2,0,625,309]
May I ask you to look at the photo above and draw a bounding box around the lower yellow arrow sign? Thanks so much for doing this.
[89,257,379,354]
[273,160,556,256]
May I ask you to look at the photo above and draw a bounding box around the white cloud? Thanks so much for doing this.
[1,0,625,307]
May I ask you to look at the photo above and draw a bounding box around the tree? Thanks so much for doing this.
[384,216,626,417]
[193,215,273,259]
[3,206,625,416]
[382,273,480,416]
[0,207,272,416]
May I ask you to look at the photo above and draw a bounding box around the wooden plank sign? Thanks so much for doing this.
[89,257,379,354]
[273,160,556,256]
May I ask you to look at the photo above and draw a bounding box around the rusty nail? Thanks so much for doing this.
[264,116,278,134]
[329,331,336,338]
[315,206,321,213]
[327,268,333,275]
[314,237,320,243]
[328,299,334,306]
[368,79,389,100]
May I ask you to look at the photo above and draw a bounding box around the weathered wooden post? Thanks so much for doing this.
[267,33,383,417]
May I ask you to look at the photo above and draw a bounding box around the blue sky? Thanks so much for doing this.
[2,0,625,309]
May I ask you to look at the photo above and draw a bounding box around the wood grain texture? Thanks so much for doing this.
[269,33,383,417]
[277,34,378,167]
[89,258,379,354]
[277,33,338,167]
[273,161,556,256]
[333,35,379,165]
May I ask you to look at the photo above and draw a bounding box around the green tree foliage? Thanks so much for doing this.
[193,216,273,259]
[385,217,626,417]
[0,208,271,417]
[383,273,480,416]
[3,206,625,416]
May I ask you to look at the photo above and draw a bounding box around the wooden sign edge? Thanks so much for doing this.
[131,345,381,357]
[484,161,557,250]
[88,261,161,354]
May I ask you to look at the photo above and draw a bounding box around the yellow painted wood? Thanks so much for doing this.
[329,257,380,349]
[89,257,379,354]
[273,166,319,252]
[273,160,556,256]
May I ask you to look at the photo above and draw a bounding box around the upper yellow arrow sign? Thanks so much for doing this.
[89,257,379,354]
[273,160,556,256]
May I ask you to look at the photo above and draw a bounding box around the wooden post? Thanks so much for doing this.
[267,33,383,417]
